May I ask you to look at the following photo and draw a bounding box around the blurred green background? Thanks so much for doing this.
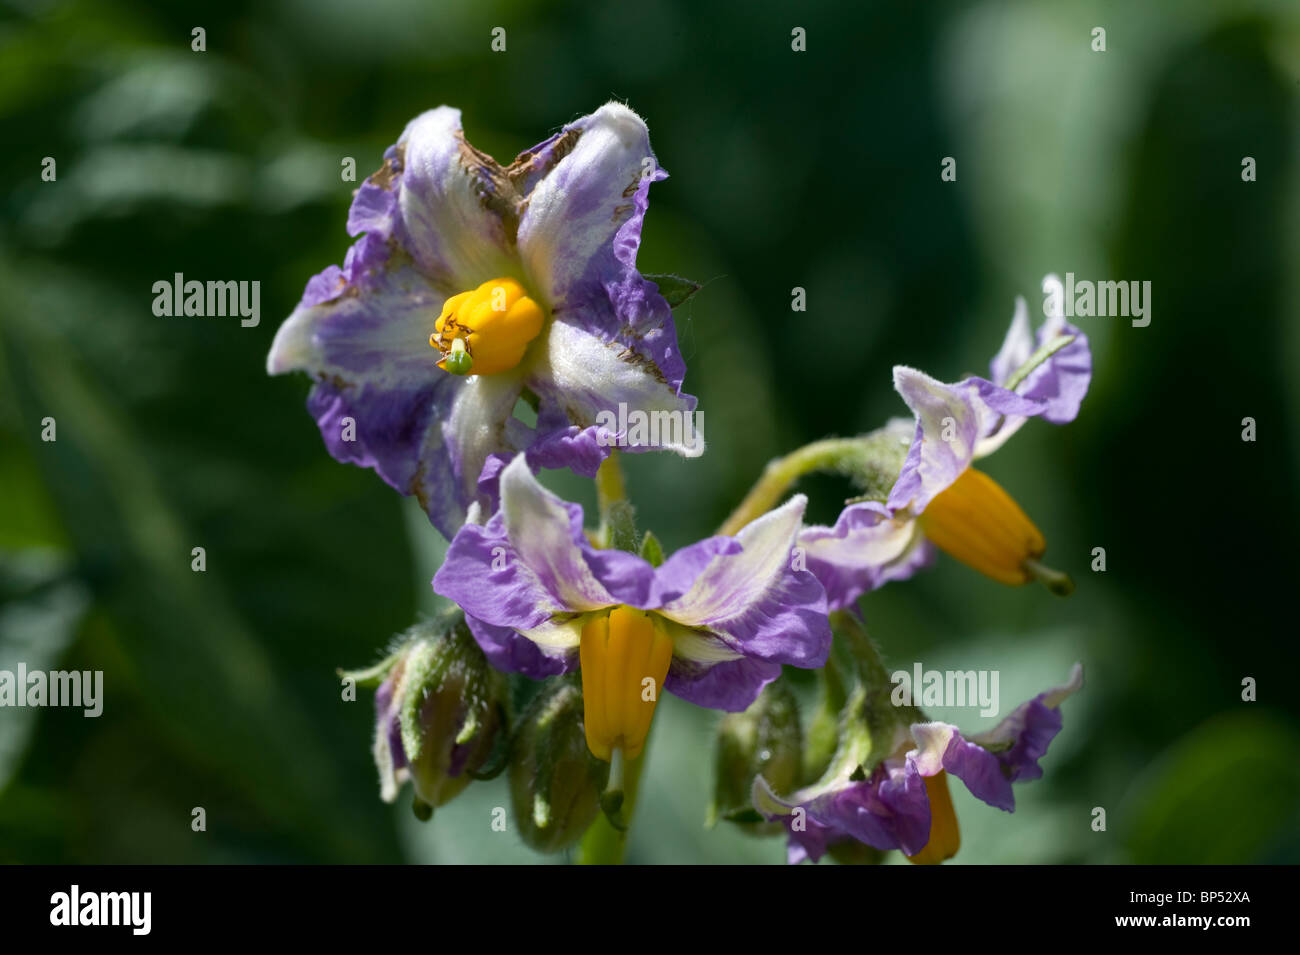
[2,0,1299,864]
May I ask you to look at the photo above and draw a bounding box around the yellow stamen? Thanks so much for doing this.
[917,466,1046,586]
[907,771,961,865]
[579,607,673,762]
[429,277,544,376]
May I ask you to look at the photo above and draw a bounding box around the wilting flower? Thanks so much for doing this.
[799,275,1091,607]
[754,663,1084,864]
[267,102,699,537]
[432,456,831,763]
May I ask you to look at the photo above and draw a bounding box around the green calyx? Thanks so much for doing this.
[638,530,665,567]
[391,614,508,819]
[711,678,804,834]
[510,676,610,853]
[832,610,923,744]
[772,612,920,817]
[802,649,849,782]
[828,428,914,505]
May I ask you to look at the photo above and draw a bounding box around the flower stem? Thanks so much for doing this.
[576,743,651,865]
[717,438,866,537]
[595,451,639,551]
[1023,557,1076,596]
[595,449,627,513]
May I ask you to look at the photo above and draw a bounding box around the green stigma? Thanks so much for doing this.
[443,338,474,375]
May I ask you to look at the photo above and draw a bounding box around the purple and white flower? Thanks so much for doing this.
[267,102,699,537]
[799,276,1092,607]
[754,663,1084,864]
[432,456,831,716]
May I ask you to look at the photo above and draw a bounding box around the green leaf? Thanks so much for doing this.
[1123,711,1300,864]
[0,256,406,862]
[645,273,703,309]
[0,551,90,788]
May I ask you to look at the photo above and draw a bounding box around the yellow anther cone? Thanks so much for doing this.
[579,607,673,762]
[917,467,1046,586]
[430,277,544,375]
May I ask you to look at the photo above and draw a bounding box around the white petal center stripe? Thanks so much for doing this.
[527,321,702,456]
[397,107,518,289]
[989,296,1034,387]
[655,616,744,665]
[906,722,959,776]
[892,366,980,507]
[517,615,587,652]
[659,494,806,627]
[499,457,616,612]
[265,261,445,382]
[800,512,920,569]
[442,373,526,503]
[519,102,652,307]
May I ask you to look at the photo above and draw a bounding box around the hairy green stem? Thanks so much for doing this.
[595,450,627,515]
[717,438,867,537]
[576,744,650,864]
[718,335,1075,539]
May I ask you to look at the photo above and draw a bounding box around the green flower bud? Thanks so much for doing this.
[371,616,507,819]
[510,677,609,853]
[710,678,803,833]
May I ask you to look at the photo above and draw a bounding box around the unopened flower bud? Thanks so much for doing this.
[510,676,609,853]
[372,616,506,819]
[710,678,802,833]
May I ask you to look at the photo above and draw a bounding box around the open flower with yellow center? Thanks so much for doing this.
[799,275,1092,607]
[754,664,1084,864]
[432,456,831,763]
[266,102,700,537]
